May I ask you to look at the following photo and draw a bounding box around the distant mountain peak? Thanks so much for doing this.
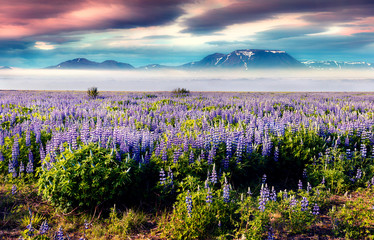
[46,58,134,70]
[182,49,303,70]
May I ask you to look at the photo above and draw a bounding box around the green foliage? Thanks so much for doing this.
[160,187,239,239]
[37,143,138,210]
[172,88,190,96]
[87,87,99,99]
[330,188,374,239]
[87,205,148,239]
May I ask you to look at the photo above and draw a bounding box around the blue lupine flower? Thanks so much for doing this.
[302,169,308,179]
[186,191,192,217]
[11,184,17,195]
[159,168,166,185]
[307,182,312,193]
[189,150,194,164]
[259,184,269,212]
[312,203,320,215]
[84,219,90,229]
[206,187,213,204]
[301,197,309,211]
[267,226,274,240]
[210,164,217,184]
[223,178,230,203]
[269,186,276,201]
[39,220,50,235]
[274,146,279,162]
[360,144,367,158]
[56,226,64,240]
[247,187,252,196]
[289,196,298,209]
[262,174,267,184]
[298,180,303,190]
[356,168,362,179]
[19,161,25,173]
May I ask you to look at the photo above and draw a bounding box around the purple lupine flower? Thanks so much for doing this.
[267,226,275,240]
[207,148,214,165]
[168,167,174,188]
[259,184,269,212]
[302,169,308,179]
[162,149,167,162]
[210,164,217,184]
[356,168,362,179]
[262,174,267,184]
[26,130,31,147]
[301,197,309,211]
[298,180,303,190]
[19,161,24,173]
[346,148,351,159]
[186,191,192,217]
[159,168,166,185]
[84,219,90,230]
[189,150,194,164]
[312,203,320,215]
[223,155,229,169]
[223,178,230,203]
[274,146,279,162]
[247,187,252,196]
[56,226,64,240]
[360,144,367,158]
[8,160,15,173]
[269,186,276,201]
[173,148,180,164]
[282,190,288,200]
[321,176,325,185]
[289,196,298,209]
[0,151,3,161]
[307,182,312,193]
[39,220,50,235]
[11,184,17,195]
[206,187,213,204]
[11,137,19,168]
[26,223,34,236]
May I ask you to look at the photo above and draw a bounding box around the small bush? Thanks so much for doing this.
[37,143,138,210]
[172,88,190,96]
[87,87,99,99]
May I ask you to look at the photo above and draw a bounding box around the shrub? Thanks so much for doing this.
[172,88,190,96]
[87,87,99,99]
[37,143,139,210]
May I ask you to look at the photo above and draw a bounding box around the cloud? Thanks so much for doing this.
[182,0,374,34]
[255,26,327,40]
[34,42,56,50]
[0,0,192,39]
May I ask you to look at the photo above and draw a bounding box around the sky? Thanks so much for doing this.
[1,0,374,68]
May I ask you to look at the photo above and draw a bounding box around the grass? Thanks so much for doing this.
[1,181,373,239]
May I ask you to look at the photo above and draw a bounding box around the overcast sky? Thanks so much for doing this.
[1,0,374,68]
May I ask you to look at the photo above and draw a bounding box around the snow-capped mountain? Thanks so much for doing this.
[138,64,172,70]
[302,60,374,70]
[182,49,304,69]
[46,58,134,70]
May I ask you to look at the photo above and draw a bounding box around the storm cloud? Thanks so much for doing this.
[182,0,374,34]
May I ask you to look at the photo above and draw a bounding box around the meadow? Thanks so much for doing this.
[0,90,373,239]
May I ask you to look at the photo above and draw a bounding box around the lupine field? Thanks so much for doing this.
[1,90,374,239]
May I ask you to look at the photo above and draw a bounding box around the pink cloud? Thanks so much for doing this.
[0,0,190,40]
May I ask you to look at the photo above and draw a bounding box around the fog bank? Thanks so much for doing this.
[1,69,374,92]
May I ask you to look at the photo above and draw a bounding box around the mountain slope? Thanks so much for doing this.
[46,58,134,69]
[182,49,304,69]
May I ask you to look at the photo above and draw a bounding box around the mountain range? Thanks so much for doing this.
[46,49,304,70]
[1,49,373,70]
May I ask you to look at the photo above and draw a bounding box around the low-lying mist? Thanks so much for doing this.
[1,69,374,92]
